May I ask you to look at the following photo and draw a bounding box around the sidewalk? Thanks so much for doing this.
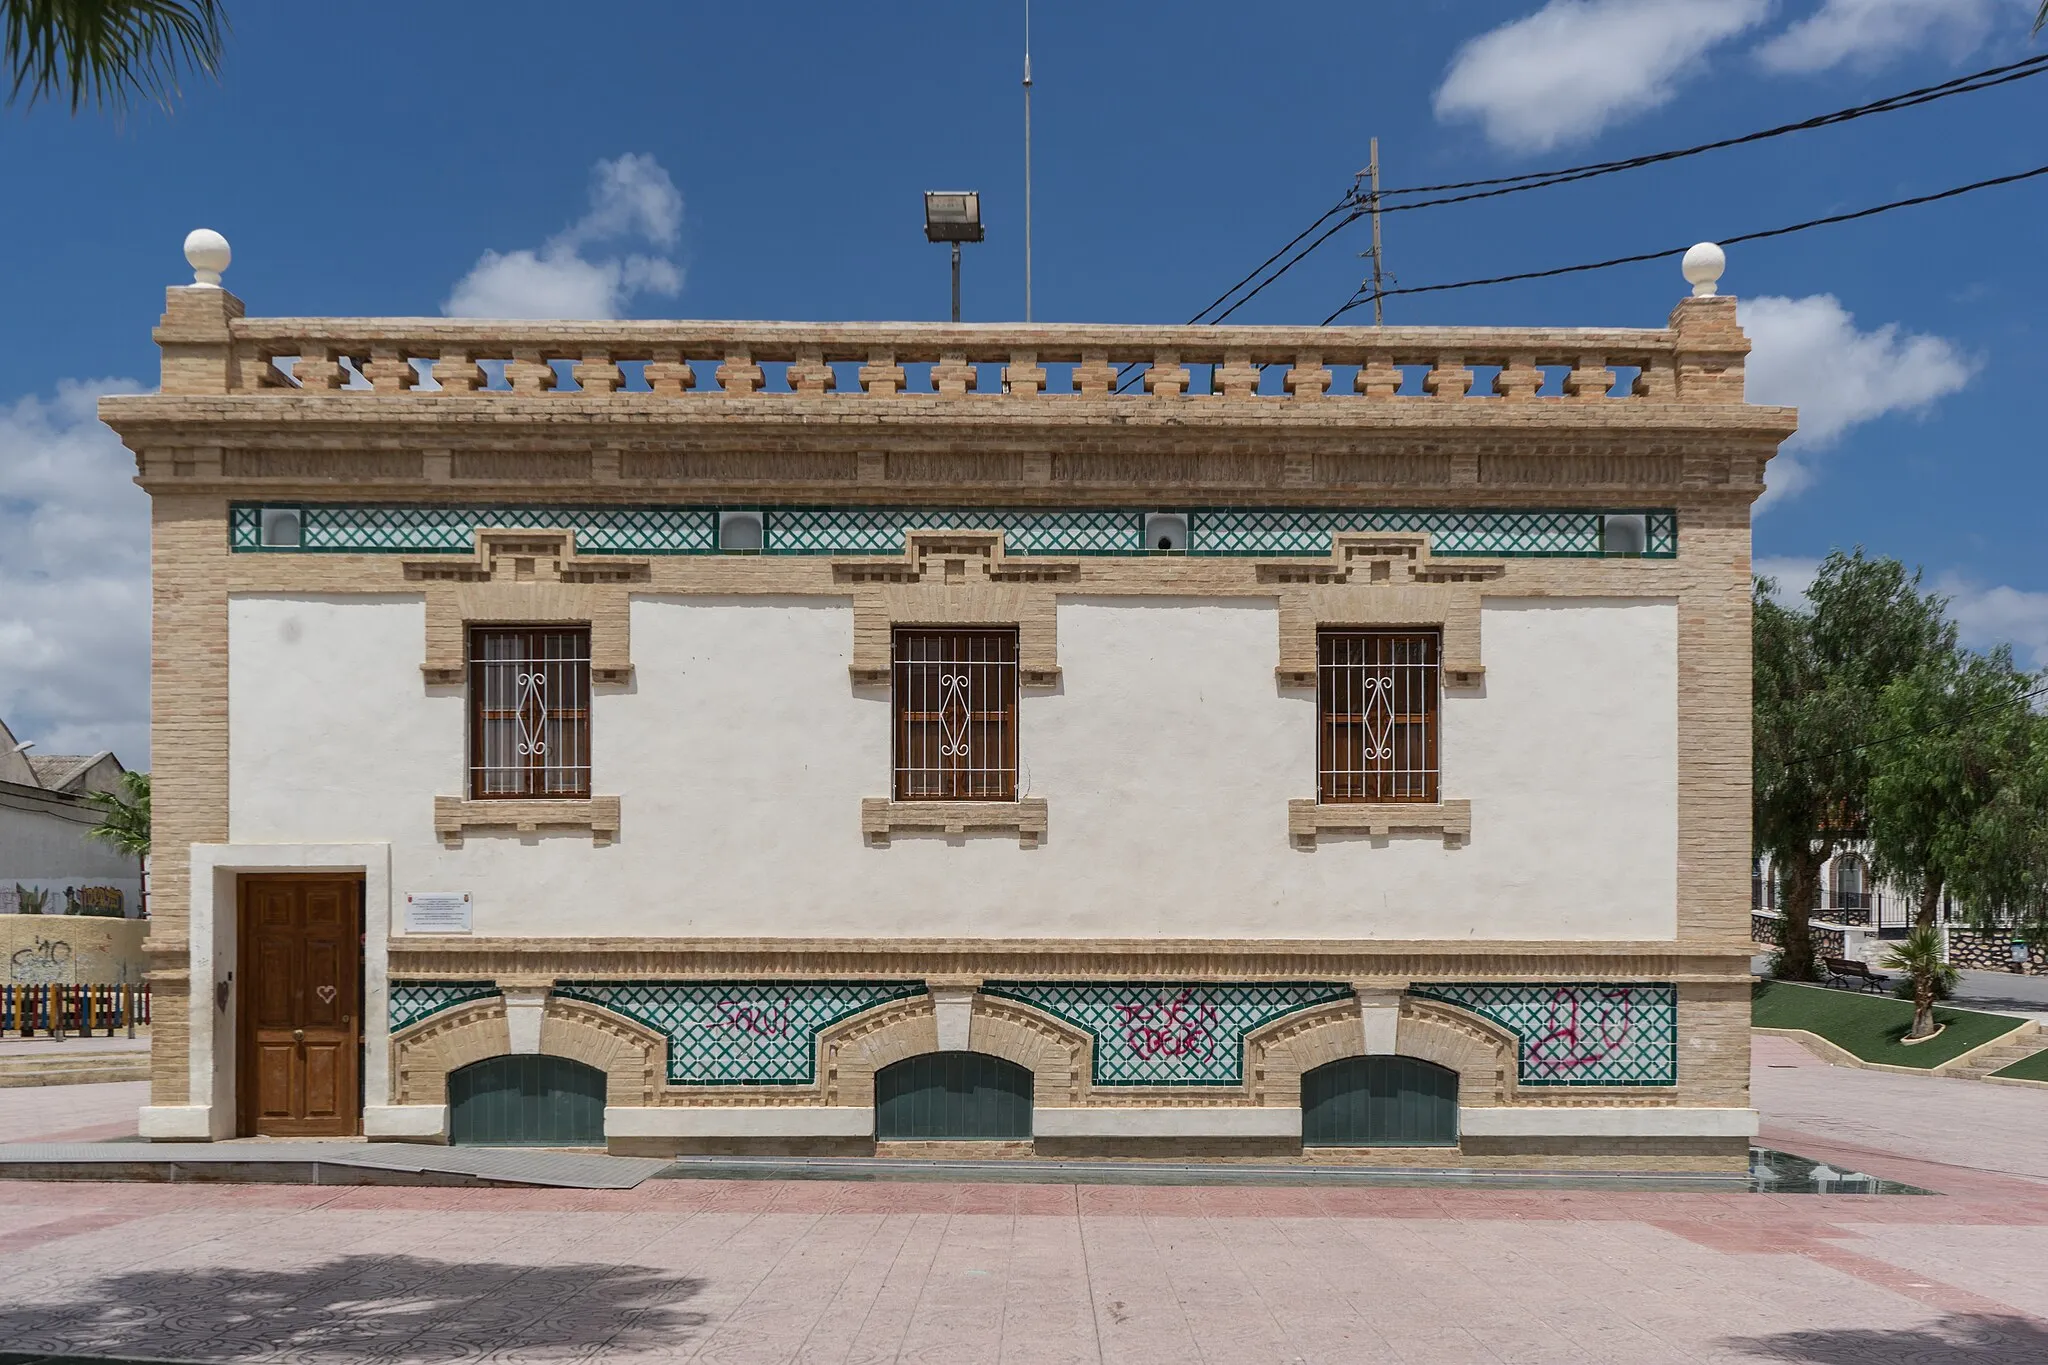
[0,1032,149,1057]
[0,1055,2044,1361]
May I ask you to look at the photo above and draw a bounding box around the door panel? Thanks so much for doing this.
[874,1052,1033,1141]
[1301,1055,1459,1147]
[448,1055,607,1147]
[237,875,363,1137]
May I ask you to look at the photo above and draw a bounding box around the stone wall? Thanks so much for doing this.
[1946,927,2048,977]
[1749,912,1844,961]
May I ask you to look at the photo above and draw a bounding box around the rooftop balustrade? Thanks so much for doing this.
[144,232,1759,409]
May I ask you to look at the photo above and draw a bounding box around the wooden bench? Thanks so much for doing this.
[1825,957,1891,993]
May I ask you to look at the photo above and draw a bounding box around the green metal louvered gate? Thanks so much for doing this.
[1301,1055,1459,1147]
[447,1055,607,1147]
[875,1052,1033,1140]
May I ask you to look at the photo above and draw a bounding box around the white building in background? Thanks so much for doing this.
[0,713,141,921]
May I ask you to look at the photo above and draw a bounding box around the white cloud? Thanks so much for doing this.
[1756,0,2017,74]
[1935,574,2048,670]
[1758,560,2048,670]
[1754,555,1821,602]
[1739,294,1975,507]
[0,380,152,767]
[444,153,684,319]
[1434,0,1771,152]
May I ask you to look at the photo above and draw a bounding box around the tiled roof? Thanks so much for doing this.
[25,755,95,791]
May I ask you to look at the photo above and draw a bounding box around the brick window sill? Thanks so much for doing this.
[862,798,1049,848]
[435,796,621,848]
[1287,798,1471,849]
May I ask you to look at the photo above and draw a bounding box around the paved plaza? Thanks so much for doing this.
[0,1039,2045,1364]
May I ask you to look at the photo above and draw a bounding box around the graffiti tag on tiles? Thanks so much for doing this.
[1112,989,1219,1062]
[714,1000,793,1039]
[1525,987,1638,1078]
[1410,982,1678,1086]
[982,981,1353,1086]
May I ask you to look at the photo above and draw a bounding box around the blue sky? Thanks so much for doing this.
[2,0,2044,764]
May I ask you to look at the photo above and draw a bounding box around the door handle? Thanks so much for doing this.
[293,1028,305,1042]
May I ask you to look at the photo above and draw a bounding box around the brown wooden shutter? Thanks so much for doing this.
[469,626,592,799]
[893,628,1019,801]
[1318,629,1440,803]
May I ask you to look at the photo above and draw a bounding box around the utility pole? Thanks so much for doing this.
[1367,136,1386,326]
[1023,0,1034,321]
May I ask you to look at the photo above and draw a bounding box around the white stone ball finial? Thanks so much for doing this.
[183,228,231,288]
[1681,241,1725,298]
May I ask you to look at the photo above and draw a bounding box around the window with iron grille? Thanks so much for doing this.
[1318,629,1440,803]
[469,626,592,799]
[893,628,1018,801]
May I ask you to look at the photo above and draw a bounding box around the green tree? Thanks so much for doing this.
[1867,647,2041,933]
[83,769,150,918]
[1754,552,1952,980]
[1944,710,2048,954]
[1882,926,1960,1042]
[5,0,225,114]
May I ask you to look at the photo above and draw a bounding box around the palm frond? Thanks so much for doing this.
[84,769,150,858]
[5,0,226,114]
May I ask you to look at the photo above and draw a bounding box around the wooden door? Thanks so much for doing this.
[237,875,362,1137]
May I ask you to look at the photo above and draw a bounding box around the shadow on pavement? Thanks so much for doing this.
[0,1254,708,1359]
[1723,1313,2048,1363]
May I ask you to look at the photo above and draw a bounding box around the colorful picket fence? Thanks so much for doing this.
[0,983,150,1036]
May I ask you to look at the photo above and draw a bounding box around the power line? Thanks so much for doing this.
[1375,53,2048,204]
[1322,162,2048,324]
[1184,192,1361,326]
[1187,54,2048,335]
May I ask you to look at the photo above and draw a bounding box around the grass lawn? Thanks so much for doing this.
[1752,980,2025,1069]
[1992,1047,2048,1082]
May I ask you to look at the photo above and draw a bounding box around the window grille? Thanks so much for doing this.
[469,627,592,799]
[1318,629,1440,803]
[893,628,1018,801]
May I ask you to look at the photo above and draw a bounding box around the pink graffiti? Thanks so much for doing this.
[715,1002,791,1038]
[1526,988,1634,1072]
[1113,990,1219,1061]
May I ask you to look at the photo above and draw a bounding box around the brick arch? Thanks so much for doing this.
[1245,999,1364,1106]
[391,999,510,1106]
[540,996,665,1107]
[1240,996,1519,1109]
[813,991,1092,1109]
[817,994,939,1107]
[967,995,1088,1106]
[1396,998,1516,1107]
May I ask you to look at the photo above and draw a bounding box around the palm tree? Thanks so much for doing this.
[84,770,150,918]
[5,1,225,114]
[1882,926,1960,1042]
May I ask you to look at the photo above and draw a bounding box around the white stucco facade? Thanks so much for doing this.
[226,591,1677,942]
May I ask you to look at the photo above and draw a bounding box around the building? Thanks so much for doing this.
[0,715,146,985]
[1752,848,2045,976]
[99,235,1792,1164]
[0,712,139,920]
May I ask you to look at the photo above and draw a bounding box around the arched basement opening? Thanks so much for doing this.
[875,1051,1033,1141]
[447,1054,607,1147]
[1301,1055,1459,1147]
